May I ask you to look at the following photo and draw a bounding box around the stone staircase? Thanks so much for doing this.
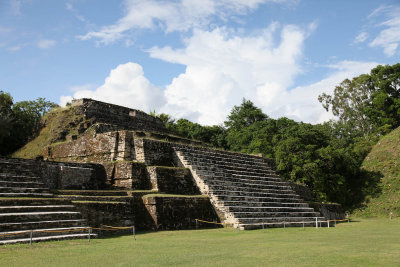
[0,158,95,245]
[173,145,325,230]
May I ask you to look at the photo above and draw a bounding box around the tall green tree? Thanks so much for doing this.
[0,92,58,156]
[0,91,14,146]
[318,63,400,137]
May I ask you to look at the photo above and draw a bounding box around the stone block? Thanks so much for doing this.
[142,195,220,230]
[147,166,200,194]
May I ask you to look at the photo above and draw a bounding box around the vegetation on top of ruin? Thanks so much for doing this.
[12,105,87,159]
[0,92,59,156]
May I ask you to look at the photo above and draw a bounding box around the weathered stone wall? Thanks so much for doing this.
[45,131,119,162]
[147,166,200,195]
[143,195,220,230]
[45,130,137,162]
[135,138,175,166]
[113,162,150,189]
[287,182,315,202]
[73,201,134,231]
[72,98,168,134]
[39,161,107,190]
[308,202,345,220]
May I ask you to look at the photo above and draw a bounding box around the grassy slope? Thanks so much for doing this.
[0,218,399,267]
[354,127,400,218]
[12,106,85,159]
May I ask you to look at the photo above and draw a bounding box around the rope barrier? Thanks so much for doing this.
[195,219,234,225]
[100,224,134,229]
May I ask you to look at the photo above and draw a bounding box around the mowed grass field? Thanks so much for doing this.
[0,218,399,267]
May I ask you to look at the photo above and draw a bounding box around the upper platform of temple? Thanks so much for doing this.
[71,98,168,134]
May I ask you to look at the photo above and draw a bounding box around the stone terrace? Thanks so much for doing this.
[173,144,324,230]
[0,158,95,245]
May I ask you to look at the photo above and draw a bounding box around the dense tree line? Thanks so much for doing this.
[155,63,399,209]
[0,91,57,156]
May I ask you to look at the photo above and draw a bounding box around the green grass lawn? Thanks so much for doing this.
[0,218,399,267]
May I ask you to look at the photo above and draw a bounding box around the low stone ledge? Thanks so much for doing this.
[308,202,345,220]
[142,194,220,230]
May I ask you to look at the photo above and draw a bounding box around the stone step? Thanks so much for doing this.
[0,169,38,176]
[222,201,309,208]
[224,206,314,213]
[232,211,320,219]
[57,195,132,202]
[203,179,291,191]
[0,187,50,194]
[0,198,72,206]
[0,174,42,182]
[0,181,45,188]
[0,211,82,223]
[181,154,268,167]
[55,190,130,196]
[210,189,299,198]
[187,159,272,172]
[177,149,265,164]
[0,227,90,241]
[0,205,76,213]
[240,221,318,230]
[0,193,53,198]
[0,233,96,245]
[206,184,294,195]
[0,219,86,232]
[238,216,325,224]
[215,194,302,203]
[195,171,284,184]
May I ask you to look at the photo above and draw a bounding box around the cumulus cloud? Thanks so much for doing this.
[367,5,400,56]
[37,39,56,49]
[149,25,307,124]
[60,62,165,113]
[78,0,292,44]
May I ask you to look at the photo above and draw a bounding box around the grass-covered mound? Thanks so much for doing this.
[12,105,86,159]
[354,126,400,218]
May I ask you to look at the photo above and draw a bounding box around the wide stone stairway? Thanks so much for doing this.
[0,158,94,245]
[173,145,325,230]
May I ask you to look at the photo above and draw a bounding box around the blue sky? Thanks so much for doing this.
[1,0,400,125]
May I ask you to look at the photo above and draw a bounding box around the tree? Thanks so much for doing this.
[318,63,400,137]
[0,91,13,145]
[225,99,268,129]
[0,92,58,156]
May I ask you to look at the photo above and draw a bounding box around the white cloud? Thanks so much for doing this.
[78,0,292,44]
[68,84,96,92]
[367,5,400,56]
[59,62,165,113]
[150,25,307,124]
[0,27,13,34]
[353,32,368,44]
[37,39,56,49]
[7,44,24,51]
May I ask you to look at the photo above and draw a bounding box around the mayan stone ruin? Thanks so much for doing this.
[0,98,344,244]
